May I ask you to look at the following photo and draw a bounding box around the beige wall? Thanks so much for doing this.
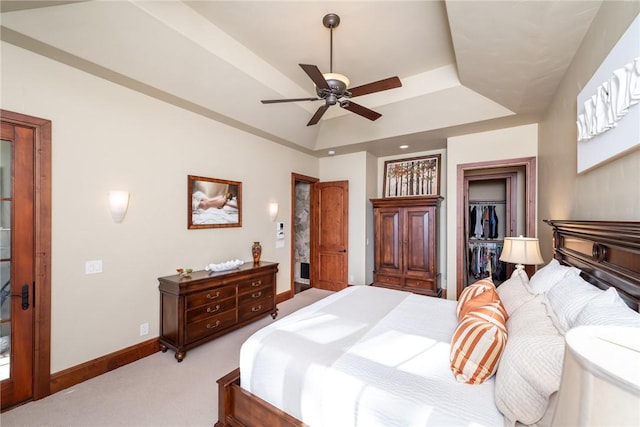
[538,3,640,260]
[446,125,538,299]
[1,42,318,372]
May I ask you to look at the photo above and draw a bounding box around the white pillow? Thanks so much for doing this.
[495,295,564,425]
[528,259,581,294]
[574,287,640,327]
[496,270,534,315]
[545,274,602,333]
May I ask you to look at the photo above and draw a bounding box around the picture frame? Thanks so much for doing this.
[188,175,242,229]
[383,154,441,197]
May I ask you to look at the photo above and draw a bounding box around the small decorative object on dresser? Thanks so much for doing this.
[251,241,262,264]
[158,261,278,362]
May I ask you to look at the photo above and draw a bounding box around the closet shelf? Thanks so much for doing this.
[468,200,506,205]
[469,238,504,244]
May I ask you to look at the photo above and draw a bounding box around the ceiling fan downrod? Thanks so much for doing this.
[322,13,340,73]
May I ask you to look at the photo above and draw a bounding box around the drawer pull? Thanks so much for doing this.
[251,304,262,312]
[206,292,220,300]
[251,280,262,287]
[251,291,262,298]
[207,304,221,313]
[206,320,221,329]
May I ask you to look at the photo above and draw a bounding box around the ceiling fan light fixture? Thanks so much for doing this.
[323,73,350,90]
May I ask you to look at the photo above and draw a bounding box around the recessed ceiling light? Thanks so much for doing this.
[399,145,409,149]
[328,150,335,155]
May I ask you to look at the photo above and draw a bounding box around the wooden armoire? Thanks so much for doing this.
[371,196,442,297]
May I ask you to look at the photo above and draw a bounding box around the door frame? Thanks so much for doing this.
[456,157,536,298]
[287,173,318,301]
[0,110,52,405]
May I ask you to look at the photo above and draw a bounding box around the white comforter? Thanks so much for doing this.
[240,285,504,427]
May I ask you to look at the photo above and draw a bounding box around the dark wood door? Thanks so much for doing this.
[0,121,35,409]
[311,181,348,291]
[404,206,436,278]
[373,207,402,275]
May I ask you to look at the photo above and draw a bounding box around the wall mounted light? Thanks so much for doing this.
[109,190,130,223]
[269,202,279,222]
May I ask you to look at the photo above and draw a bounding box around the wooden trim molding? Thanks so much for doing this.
[49,338,160,395]
[0,109,52,400]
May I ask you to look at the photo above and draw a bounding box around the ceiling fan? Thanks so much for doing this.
[260,13,402,126]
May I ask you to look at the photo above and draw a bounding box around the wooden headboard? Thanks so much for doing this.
[544,220,640,311]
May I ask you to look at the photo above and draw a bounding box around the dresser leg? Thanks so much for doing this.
[175,351,185,362]
[271,307,279,319]
[160,344,168,353]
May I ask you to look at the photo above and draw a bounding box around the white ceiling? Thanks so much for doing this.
[0,0,602,157]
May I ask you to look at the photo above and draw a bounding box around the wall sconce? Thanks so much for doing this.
[269,202,279,222]
[499,235,544,272]
[109,190,130,223]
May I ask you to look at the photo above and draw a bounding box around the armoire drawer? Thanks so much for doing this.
[374,274,402,286]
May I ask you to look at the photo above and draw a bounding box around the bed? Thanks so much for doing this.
[216,220,640,427]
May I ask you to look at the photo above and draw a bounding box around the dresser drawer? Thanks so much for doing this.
[238,297,274,321]
[237,275,272,294]
[238,286,273,306]
[186,285,236,309]
[186,309,236,343]
[186,297,236,324]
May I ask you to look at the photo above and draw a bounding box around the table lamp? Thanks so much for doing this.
[499,236,544,273]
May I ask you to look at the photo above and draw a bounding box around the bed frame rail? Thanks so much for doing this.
[216,368,305,427]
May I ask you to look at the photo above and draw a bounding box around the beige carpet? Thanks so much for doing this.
[1,288,333,427]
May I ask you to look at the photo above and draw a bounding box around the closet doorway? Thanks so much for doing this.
[456,157,536,298]
[291,173,317,296]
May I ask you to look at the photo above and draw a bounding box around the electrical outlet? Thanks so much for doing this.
[139,322,149,336]
[85,260,103,274]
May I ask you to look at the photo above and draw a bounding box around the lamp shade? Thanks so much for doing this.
[552,325,640,426]
[499,236,544,266]
[269,202,278,221]
[109,190,129,223]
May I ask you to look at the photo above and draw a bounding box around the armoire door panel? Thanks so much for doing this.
[376,209,402,273]
[405,207,434,275]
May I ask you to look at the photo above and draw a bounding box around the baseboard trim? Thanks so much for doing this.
[49,338,160,395]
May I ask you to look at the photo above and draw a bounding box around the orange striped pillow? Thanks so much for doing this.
[456,278,495,320]
[450,301,508,384]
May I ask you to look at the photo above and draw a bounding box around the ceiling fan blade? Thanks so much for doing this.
[307,104,330,126]
[261,97,321,104]
[348,76,402,98]
[300,64,330,91]
[341,101,382,121]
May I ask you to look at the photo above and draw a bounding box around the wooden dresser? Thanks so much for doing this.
[158,261,278,362]
[371,196,442,297]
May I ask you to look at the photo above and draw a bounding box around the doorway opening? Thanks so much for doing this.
[456,157,536,298]
[291,173,317,295]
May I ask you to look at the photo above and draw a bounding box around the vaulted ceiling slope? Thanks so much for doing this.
[0,1,601,157]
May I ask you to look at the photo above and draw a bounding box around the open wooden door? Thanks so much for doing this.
[311,180,348,291]
[1,110,51,411]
